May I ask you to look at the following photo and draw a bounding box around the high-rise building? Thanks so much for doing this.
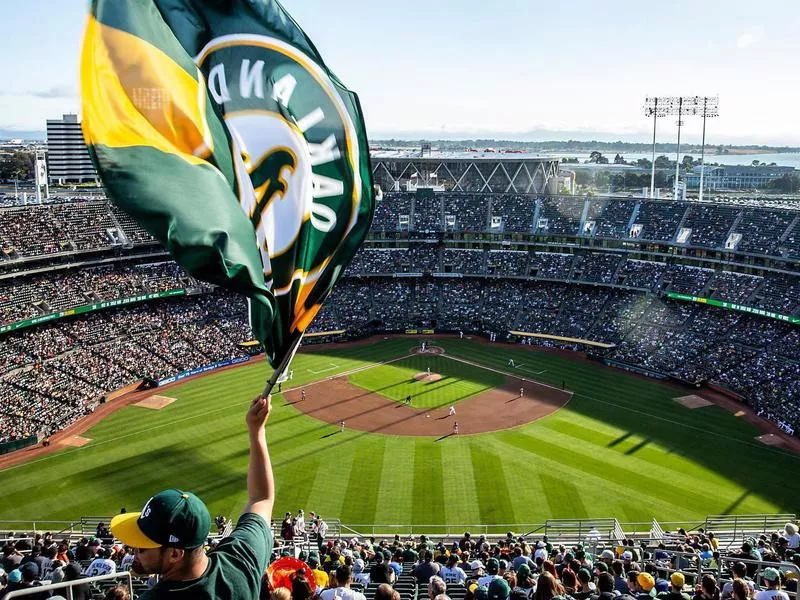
[46,114,97,184]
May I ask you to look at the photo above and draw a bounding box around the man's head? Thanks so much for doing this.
[336,564,352,587]
[762,568,781,588]
[488,577,511,600]
[20,562,39,583]
[671,572,685,590]
[110,489,210,575]
[598,573,614,593]
[429,575,447,600]
[486,558,499,575]
[636,572,655,593]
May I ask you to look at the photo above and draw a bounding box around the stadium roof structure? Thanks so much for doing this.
[370,153,560,194]
[370,149,554,160]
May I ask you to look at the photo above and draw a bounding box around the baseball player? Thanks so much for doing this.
[339,420,345,433]
[520,387,524,397]
[453,421,459,435]
[427,367,431,376]
[449,405,456,417]
[301,389,306,401]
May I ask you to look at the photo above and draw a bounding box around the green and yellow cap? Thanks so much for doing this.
[110,489,210,549]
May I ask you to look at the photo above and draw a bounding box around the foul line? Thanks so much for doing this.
[308,363,340,374]
[441,354,572,397]
[0,354,413,474]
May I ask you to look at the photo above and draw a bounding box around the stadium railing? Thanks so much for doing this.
[703,514,796,548]
[3,570,136,600]
[644,549,799,599]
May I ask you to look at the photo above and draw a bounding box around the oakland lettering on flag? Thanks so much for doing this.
[80,0,375,371]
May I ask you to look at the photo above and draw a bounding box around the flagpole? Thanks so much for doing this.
[262,335,304,396]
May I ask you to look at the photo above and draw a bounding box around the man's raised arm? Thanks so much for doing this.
[244,394,275,521]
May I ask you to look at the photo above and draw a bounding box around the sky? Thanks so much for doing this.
[1,1,799,145]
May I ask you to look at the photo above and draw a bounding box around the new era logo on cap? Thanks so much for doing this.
[169,535,180,543]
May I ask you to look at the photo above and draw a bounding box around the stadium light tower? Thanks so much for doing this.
[644,96,719,201]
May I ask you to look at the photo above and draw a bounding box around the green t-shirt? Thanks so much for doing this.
[141,513,272,600]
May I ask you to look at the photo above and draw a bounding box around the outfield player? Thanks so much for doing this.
[340,420,345,433]
[520,387,524,397]
[109,393,275,600]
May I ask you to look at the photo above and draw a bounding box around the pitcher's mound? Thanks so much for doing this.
[674,395,713,409]
[135,395,176,410]
[61,435,92,447]
[414,372,443,383]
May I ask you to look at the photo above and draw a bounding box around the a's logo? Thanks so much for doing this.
[141,498,153,519]
[194,34,363,301]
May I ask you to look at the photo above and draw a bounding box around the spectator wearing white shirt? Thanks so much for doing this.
[320,564,366,600]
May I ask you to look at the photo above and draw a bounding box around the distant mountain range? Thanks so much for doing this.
[3,126,797,154]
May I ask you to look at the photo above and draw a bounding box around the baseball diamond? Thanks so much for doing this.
[1,337,798,525]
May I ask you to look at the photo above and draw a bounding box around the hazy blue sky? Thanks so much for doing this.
[1,1,799,144]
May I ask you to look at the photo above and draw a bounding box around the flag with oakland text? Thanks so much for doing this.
[81,0,374,369]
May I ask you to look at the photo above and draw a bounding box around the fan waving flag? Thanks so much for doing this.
[81,0,375,373]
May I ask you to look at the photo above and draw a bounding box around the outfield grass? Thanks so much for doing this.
[1,338,798,528]
[348,354,505,409]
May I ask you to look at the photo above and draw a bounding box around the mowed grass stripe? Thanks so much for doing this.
[374,437,415,524]
[469,441,515,523]
[413,440,445,523]
[340,436,386,524]
[441,439,482,525]
[2,338,798,523]
[494,432,781,520]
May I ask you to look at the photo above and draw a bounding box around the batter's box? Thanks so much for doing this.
[674,395,713,409]
[135,395,176,410]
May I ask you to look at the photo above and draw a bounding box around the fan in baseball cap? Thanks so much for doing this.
[110,489,211,549]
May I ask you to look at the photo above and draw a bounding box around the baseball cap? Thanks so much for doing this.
[20,562,39,580]
[8,569,22,584]
[488,577,511,600]
[637,573,655,591]
[487,558,500,573]
[110,488,210,549]
[517,564,531,579]
[578,568,592,583]
[594,562,608,573]
[601,550,615,560]
[474,586,489,600]
[621,551,633,560]
[762,568,781,582]
[470,560,484,571]
[671,572,685,588]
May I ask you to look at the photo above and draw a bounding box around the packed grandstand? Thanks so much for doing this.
[1,513,799,600]
[1,192,799,447]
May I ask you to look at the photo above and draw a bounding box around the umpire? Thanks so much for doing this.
[110,394,276,599]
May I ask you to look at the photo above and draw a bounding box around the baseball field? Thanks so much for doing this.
[1,337,798,528]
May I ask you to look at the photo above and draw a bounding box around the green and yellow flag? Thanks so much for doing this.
[81,0,374,371]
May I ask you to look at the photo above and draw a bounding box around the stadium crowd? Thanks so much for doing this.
[2,194,798,260]
[1,516,799,600]
[0,294,251,444]
[1,191,798,445]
